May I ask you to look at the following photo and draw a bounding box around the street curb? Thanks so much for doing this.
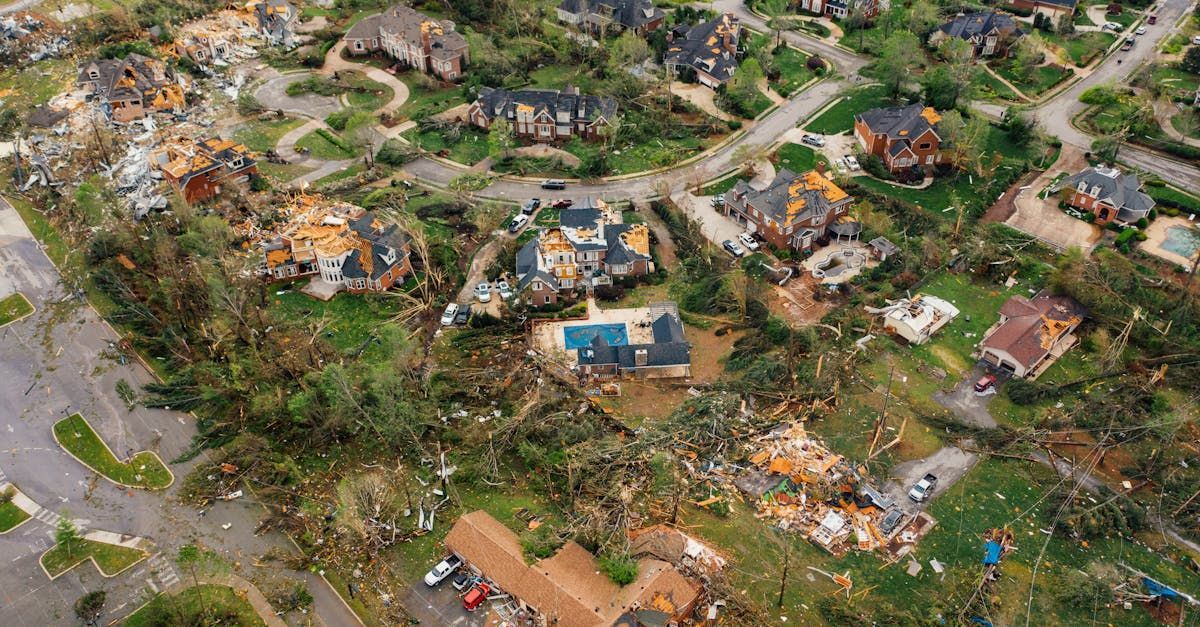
[0,482,33,535]
[0,291,35,329]
[51,413,176,491]
[39,537,150,581]
[1070,104,1199,171]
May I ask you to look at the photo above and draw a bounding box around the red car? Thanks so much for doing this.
[463,582,491,612]
[974,374,997,392]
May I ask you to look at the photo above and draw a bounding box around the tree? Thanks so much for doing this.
[1001,107,1037,146]
[939,110,989,175]
[921,67,960,110]
[177,544,211,623]
[1056,12,1075,34]
[878,32,922,98]
[74,591,106,627]
[846,4,870,50]
[55,516,80,560]
[486,117,514,160]
[1010,37,1042,84]
[1092,132,1126,162]
[1182,46,1200,75]
[759,0,792,48]
[608,31,651,75]
[907,0,941,41]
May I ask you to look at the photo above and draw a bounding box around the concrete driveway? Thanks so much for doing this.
[933,367,999,429]
[1004,145,1102,252]
[253,71,342,120]
[669,191,744,247]
[403,581,488,626]
[888,446,980,511]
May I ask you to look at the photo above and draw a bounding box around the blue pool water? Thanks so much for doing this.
[563,323,629,350]
[1162,225,1200,258]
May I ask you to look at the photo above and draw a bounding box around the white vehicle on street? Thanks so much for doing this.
[474,282,492,303]
[440,303,459,326]
[1135,25,1146,35]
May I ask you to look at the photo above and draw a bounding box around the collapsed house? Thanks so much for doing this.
[257,194,413,300]
[76,54,186,123]
[867,294,960,346]
[737,423,936,558]
[1,13,68,63]
[149,137,258,204]
[627,525,726,578]
[444,510,702,626]
[248,0,298,48]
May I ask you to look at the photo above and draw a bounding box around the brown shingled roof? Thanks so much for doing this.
[981,294,1086,368]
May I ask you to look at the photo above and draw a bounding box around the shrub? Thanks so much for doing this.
[599,553,639,586]
[806,54,824,71]
[376,140,417,166]
[1006,378,1047,405]
[1079,86,1119,106]
[727,119,743,131]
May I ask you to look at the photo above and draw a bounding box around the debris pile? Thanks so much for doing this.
[0,13,68,63]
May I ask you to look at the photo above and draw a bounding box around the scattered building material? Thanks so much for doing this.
[867,295,960,346]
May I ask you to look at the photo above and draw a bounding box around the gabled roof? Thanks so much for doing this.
[664,13,740,82]
[578,312,690,369]
[937,11,1024,42]
[77,54,176,101]
[1055,166,1156,220]
[981,293,1087,368]
[855,103,941,142]
[473,86,618,125]
[558,0,664,30]
[729,169,852,229]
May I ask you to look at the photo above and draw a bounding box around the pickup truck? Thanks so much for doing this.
[908,474,938,503]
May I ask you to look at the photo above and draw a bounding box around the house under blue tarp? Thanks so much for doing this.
[983,541,1002,566]
[1144,577,1181,600]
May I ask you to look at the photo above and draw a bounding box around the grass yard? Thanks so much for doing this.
[41,538,147,578]
[906,272,1028,376]
[563,133,720,176]
[1146,184,1200,213]
[394,79,466,120]
[313,163,366,187]
[0,292,34,327]
[974,70,1024,102]
[838,24,888,54]
[124,584,265,626]
[1104,9,1139,28]
[526,63,602,93]
[269,285,395,354]
[992,62,1073,98]
[770,45,818,97]
[342,71,394,111]
[0,498,31,533]
[232,117,306,153]
[295,129,359,160]
[804,84,891,135]
[402,125,489,165]
[774,143,819,172]
[52,414,173,490]
[1150,65,1200,100]
[1043,31,1117,66]
[853,175,979,217]
[0,58,75,111]
[701,176,742,196]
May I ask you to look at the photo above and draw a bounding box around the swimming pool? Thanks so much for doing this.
[563,323,629,350]
[1162,225,1200,259]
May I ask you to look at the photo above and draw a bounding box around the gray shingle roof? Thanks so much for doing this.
[1055,166,1156,222]
[855,103,941,142]
[664,13,740,83]
[727,168,850,231]
[937,11,1023,42]
[577,312,690,369]
[473,86,617,127]
[558,0,664,30]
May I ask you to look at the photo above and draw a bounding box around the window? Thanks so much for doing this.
[918,142,931,150]
[925,155,934,165]
[355,41,363,51]
[544,295,551,304]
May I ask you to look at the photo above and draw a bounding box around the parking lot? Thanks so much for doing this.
[403,580,488,627]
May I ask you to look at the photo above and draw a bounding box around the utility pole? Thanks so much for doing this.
[868,363,896,458]
[776,540,790,608]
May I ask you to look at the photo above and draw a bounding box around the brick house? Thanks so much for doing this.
[723,168,856,254]
[260,194,412,298]
[664,13,741,89]
[854,104,944,173]
[468,86,617,142]
[1050,165,1156,224]
[794,0,879,19]
[576,305,692,380]
[343,4,469,82]
[929,11,1025,58]
[515,199,653,306]
[977,293,1086,379]
[1008,0,1078,21]
[150,137,257,205]
[555,0,665,36]
[76,54,186,123]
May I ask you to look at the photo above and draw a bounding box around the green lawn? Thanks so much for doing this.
[313,163,366,187]
[125,584,265,626]
[0,58,75,111]
[1043,31,1117,66]
[526,64,602,93]
[992,62,1073,98]
[770,45,818,97]
[838,24,888,54]
[52,414,173,490]
[804,84,891,134]
[0,498,31,533]
[402,124,490,165]
[295,129,359,160]
[394,79,466,121]
[701,176,742,196]
[0,292,34,327]
[974,70,1024,102]
[232,117,306,153]
[1104,9,1139,28]
[1151,65,1200,100]
[562,132,719,176]
[342,71,394,111]
[774,143,819,172]
[41,538,147,578]
[907,272,1026,376]
[269,285,395,354]
[1146,184,1200,213]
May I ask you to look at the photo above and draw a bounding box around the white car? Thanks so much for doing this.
[844,155,861,171]
[440,303,459,326]
[423,555,463,586]
[1194,35,1200,45]
[801,134,826,147]
[1135,25,1146,35]
[738,232,760,252]
[908,474,938,503]
[474,281,492,303]
[497,280,513,300]
[1102,21,1121,31]
[508,214,529,233]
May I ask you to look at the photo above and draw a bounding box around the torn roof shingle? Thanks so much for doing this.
[664,13,740,83]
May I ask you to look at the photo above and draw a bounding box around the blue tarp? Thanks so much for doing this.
[969,618,993,627]
[1144,577,1181,600]
[983,541,1002,565]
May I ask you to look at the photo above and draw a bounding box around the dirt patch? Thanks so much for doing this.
[766,274,836,326]
[930,344,969,377]
[1002,145,1102,252]
[982,168,1040,224]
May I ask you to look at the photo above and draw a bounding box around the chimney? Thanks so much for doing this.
[634,348,648,367]
[816,161,826,176]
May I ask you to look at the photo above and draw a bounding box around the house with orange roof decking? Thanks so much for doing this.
[723,168,857,254]
[854,104,944,174]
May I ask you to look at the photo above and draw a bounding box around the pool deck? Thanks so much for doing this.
[1141,216,1200,268]
[532,300,665,367]
[800,241,876,284]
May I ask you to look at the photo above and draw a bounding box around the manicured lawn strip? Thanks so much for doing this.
[124,584,266,626]
[1145,184,1200,213]
[232,117,306,153]
[395,79,465,120]
[701,176,741,196]
[0,292,34,327]
[343,72,393,111]
[1043,31,1116,66]
[41,539,147,578]
[774,143,818,171]
[992,62,1073,97]
[52,414,173,490]
[402,125,489,165]
[0,499,31,533]
[804,84,891,134]
[295,129,358,160]
[561,134,721,176]
[974,70,1023,102]
[853,175,975,218]
[6,194,72,268]
[269,286,394,353]
[313,163,366,187]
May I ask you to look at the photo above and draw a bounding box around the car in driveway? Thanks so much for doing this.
[474,282,492,303]
[722,239,745,257]
[974,373,997,393]
[521,199,541,215]
[550,198,574,209]
[738,232,760,252]
[463,582,491,611]
[440,303,459,326]
[908,474,938,503]
[711,193,725,208]
[844,155,861,171]
[423,555,463,586]
[1102,21,1121,31]
[451,572,471,591]
[801,134,825,147]
[497,280,513,300]
[454,304,472,325]
[509,214,529,233]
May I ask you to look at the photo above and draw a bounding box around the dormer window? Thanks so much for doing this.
[89,69,99,79]
[1090,185,1101,196]
[1077,181,1088,193]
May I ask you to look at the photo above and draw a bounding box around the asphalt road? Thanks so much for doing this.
[0,197,361,626]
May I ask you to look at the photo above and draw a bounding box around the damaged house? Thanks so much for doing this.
[248,0,297,48]
[343,4,469,82]
[555,0,666,37]
[664,13,741,89]
[150,137,257,205]
[723,168,857,254]
[854,104,944,173]
[515,199,653,306]
[259,194,412,299]
[469,85,617,142]
[977,292,1087,379]
[76,54,185,123]
[444,510,701,626]
[868,294,960,345]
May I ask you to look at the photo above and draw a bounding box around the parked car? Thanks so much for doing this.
[908,474,938,503]
[1194,35,1200,45]
[1102,21,1121,31]
[463,582,491,611]
[497,280,513,300]
[722,239,745,257]
[1135,25,1147,35]
[711,193,725,207]
[1148,13,1157,24]
[521,199,541,215]
[474,282,492,303]
[1120,37,1135,50]
[801,134,826,147]
[440,303,459,326]
[451,572,471,591]
[879,508,904,535]
[738,232,760,252]
[454,304,472,326]
[974,373,998,392]
[541,179,566,190]
[423,555,463,586]
[844,155,861,171]
[551,198,574,209]
[509,214,529,233]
